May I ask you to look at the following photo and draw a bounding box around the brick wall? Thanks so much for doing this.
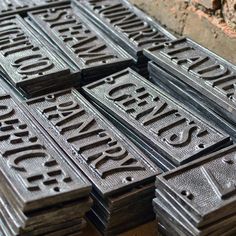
[130,0,236,64]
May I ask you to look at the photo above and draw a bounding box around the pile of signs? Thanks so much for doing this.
[145,37,236,141]
[73,0,176,77]
[27,4,132,84]
[1,0,236,235]
[0,14,79,98]
[82,68,231,171]
[154,145,236,236]
[0,87,92,236]
[24,88,162,235]
[147,61,236,142]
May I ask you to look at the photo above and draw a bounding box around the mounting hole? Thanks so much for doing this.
[47,94,54,99]
[54,187,60,192]
[45,94,55,101]
[181,190,193,200]
[198,144,204,149]
[105,77,114,84]
[126,176,133,182]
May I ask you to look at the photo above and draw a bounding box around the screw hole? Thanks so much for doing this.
[181,190,193,200]
[54,187,60,192]
[126,176,133,182]
[198,144,204,149]
[45,94,55,101]
[47,95,54,99]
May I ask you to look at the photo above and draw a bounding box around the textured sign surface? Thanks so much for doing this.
[25,89,160,196]
[0,92,90,212]
[144,38,236,123]
[157,145,236,227]
[28,5,131,74]
[83,69,230,165]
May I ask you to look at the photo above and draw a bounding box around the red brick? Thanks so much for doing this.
[223,0,236,29]
[192,0,221,10]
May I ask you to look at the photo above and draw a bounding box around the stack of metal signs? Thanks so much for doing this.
[144,37,236,141]
[27,4,132,84]
[23,88,162,235]
[1,0,236,235]
[0,0,69,17]
[72,0,176,77]
[82,68,231,171]
[0,14,79,98]
[0,86,92,236]
[154,145,236,236]
[147,61,236,142]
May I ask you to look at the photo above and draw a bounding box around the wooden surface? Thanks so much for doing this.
[82,220,157,236]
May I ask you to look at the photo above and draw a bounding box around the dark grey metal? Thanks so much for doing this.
[83,68,231,166]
